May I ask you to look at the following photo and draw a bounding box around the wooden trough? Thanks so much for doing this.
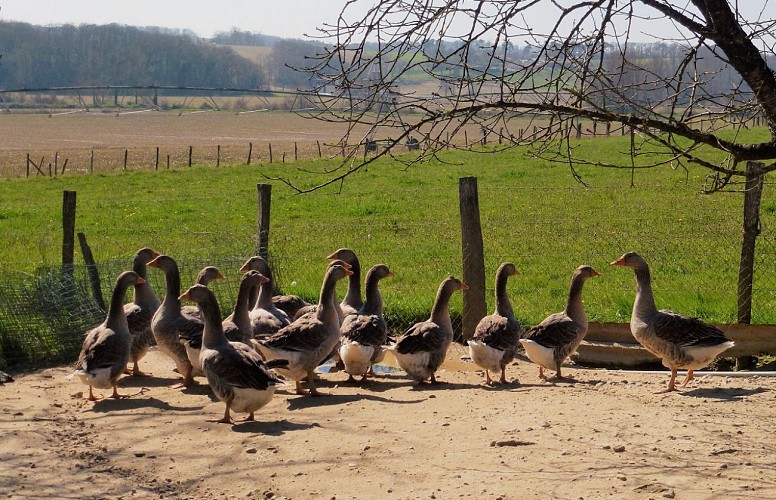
[574,322,776,367]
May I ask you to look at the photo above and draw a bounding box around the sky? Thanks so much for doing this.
[3,1,775,44]
[2,0,356,39]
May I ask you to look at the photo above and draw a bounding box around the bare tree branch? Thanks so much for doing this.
[282,0,776,192]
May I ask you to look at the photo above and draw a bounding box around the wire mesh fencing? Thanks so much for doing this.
[1,179,774,372]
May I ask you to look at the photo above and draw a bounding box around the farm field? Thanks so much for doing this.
[1,111,774,326]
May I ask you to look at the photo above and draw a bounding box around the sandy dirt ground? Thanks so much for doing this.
[1,348,775,500]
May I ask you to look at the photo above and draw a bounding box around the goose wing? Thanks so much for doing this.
[522,313,578,350]
[652,310,730,347]
[203,345,283,391]
[396,321,445,354]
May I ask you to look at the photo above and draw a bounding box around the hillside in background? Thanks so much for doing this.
[0,22,265,90]
[0,22,329,91]
[0,22,755,105]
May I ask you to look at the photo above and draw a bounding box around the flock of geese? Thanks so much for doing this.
[72,248,735,423]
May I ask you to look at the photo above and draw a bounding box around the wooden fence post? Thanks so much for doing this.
[247,142,253,165]
[26,153,30,177]
[256,183,272,259]
[124,149,128,170]
[459,177,487,341]
[155,147,160,170]
[217,145,221,167]
[317,140,322,158]
[269,143,273,163]
[188,146,193,167]
[90,150,94,174]
[736,161,765,369]
[62,190,77,276]
[78,232,106,310]
[294,142,298,161]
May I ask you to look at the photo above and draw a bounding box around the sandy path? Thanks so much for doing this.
[1,348,775,499]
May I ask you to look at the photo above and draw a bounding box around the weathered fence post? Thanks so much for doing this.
[124,149,128,170]
[26,153,30,177]
[317,140,322,158]
[294,142,298,161]
[269,143,273,163]
[188,146,193,167]
[247,142,253,165]
[217,145,221,167]
[62,190,77,277]
[459,177,487,340]
[77,232,106,310]
[155,147,160,170]
[256,183,272,260]
[90,150,94,174]
[736,161,765,369]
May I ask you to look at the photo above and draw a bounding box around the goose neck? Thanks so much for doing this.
[161,265,182,309]
[430,285,454,328]
[199,297,228,349]
[361,274,384,316]
[632,265,658,318]
[107,279,131,330]
[564,274,588,321]
[494,272,514,318]
[343,265,363,309]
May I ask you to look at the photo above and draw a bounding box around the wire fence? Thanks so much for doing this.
[1,178,774,372]
[1,215,774,372]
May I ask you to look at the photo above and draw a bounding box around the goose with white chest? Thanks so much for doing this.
[520,265,599,380]
[253,263,352,396]
[611,252,734,393]
[180,284,286,423]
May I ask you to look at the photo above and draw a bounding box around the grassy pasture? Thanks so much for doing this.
[1,131,774,328]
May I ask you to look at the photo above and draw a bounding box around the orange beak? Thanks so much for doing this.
[135,276,147,285]
[459,282,469,290]
[215,271,226,280]
[178,291,190,301]
[611,257,626,266]
[147,256,160,268]
[327,251,339,260]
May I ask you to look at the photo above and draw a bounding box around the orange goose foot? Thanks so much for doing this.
[209,405,233,424]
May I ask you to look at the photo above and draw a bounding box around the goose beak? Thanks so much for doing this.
[135,276,147,285]
[147,256,160,268]
[326,251,339,260]
[512,270,521,276]
[387,271,395,277]
[344,268,354,276]
[149,250,160,259]
[611,257,626,266]
[239,262,249,272]
[259,274,270,284]
[459,282,469,290]
[591,269,601,277]
[215,271,226,280]
[179,291,191,301]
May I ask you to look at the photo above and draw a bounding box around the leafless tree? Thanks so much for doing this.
[277,0,775,194]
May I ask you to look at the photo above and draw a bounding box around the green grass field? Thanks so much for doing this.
[1,135,774,328]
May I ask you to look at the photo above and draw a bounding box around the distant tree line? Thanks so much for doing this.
[0,22,264,89]
[0,22,755,103]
